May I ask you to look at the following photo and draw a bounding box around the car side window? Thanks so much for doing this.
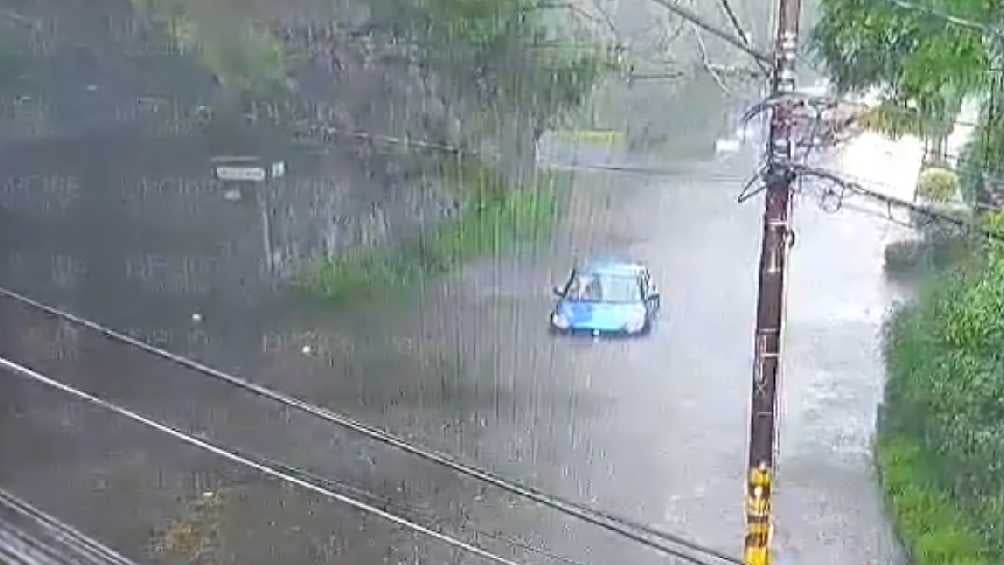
[583,277,603,300]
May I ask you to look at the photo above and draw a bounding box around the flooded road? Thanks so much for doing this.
[0,124,911,564]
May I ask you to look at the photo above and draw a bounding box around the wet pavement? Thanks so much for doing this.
[0,124,912,565]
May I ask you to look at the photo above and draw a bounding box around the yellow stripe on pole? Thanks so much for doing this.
[744,546,771,565]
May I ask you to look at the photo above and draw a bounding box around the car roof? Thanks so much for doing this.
[576,259,648,277]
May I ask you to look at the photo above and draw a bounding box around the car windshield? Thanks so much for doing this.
[564,272,642,302]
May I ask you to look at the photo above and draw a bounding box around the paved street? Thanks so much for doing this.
[0,128,911,564]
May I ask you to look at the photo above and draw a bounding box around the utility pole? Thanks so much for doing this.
[744,0,800,562]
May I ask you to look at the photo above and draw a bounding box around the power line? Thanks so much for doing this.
[0,487,138,565]
[742,95,1004,179]
[0,287,742,565]
[716,0,770,75]
[717,0,752,47]
[835,99,984,131]
[545,162,750,180]
[0,351,726,565]
[293,123,474,156]
[0,355,524,565]
[239,448,593,565]
[779,97,1004,204]
[879,0,1003,36]
[552,141,1004,200]
[783,161,1004,241]
[647,0,771,63]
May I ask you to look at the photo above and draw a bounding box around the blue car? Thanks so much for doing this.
[549,260,661,336]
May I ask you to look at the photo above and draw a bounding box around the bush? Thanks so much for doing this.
[884,239,927,273]
[958,118,1004,205]
[300,161,566,303]
[877,435,990,565]
[884,235,974,275]
[552,129,625,147]
[918,167,960,203]
[879,250,1004,564]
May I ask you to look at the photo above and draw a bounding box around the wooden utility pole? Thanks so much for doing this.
[744,0,801,562]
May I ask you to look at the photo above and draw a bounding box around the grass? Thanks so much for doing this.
[152,490,226,561]
[876,434,990,565]
[300,161,566,303]
[551,129,625,147]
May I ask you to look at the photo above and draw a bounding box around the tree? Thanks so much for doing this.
[130,0,286,98]
[812,0,1004,203]
[370,0,614,179]
[812,0,991,141]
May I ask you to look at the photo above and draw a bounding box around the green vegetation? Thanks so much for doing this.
[127,0,611,166]
[884,167,968,275]
[115,1,604,303]
[813,0,989,132]
[876,435,988,565]
[152,489,226,560]
[880,218,1004,564]
[813,0,1003,203]
[409,0,616,142]
[917,167,960,203]
[883,240,925,273]
[300,162,567,303]
[552,129,625,147]
[131,0,286,97]
[854,102,956,141]
[883,232,973,276]
[815,7,1004,558]
[958,118,1004,205]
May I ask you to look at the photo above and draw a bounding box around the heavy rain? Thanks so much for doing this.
[3,1,999,565]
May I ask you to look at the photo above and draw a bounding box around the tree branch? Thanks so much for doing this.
[587,0,621,43]
[647,0,770,63]
[692,25,732,96]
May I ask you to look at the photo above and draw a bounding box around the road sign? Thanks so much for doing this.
[215,166,266,182]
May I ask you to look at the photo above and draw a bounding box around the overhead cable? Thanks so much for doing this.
[239,448,593,565]
[0,487,138,565]
[0,286,742,565]
[783,162,1004,241]
[647,0,771,63]
[716,0,770,73]
[0,355,523,565]
[880,0,1003,36]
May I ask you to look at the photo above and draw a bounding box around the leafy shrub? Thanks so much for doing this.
[982,211,1004,260]
[918,167,960,203]
[884,234,973,275]
[301,161,565,303]
[878,435,990,565]
[553,129,624,147]
[884,239,927,272]
[880,250,1004,563]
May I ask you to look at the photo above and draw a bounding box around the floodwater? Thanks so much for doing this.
[1,91,910,565]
